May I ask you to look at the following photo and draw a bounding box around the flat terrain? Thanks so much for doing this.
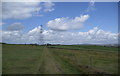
[2,44,118,74]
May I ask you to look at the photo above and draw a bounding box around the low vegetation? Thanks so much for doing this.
[2,44,118,74]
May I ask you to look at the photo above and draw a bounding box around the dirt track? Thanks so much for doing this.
[37,46,64,74]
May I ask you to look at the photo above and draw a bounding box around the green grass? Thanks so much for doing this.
[49,48,118,74]
[48,45,118,51]
[2,44,118,74]
[3,44,44,74]
[0,44,2,75]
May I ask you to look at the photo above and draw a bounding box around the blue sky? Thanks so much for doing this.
[1,2,118,44]
[3,2,118,33]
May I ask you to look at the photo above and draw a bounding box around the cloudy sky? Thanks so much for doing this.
[1,1,118,44]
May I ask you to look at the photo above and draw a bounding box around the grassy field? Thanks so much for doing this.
[2,44,118,74]
[0,44,2,75]
[47,45,118,51]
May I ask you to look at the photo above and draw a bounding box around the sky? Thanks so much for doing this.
[0,1,119,44]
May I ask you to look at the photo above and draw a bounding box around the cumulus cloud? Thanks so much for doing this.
[47,15,90,31]
[2,31,23,44]
[2,26,118,44]
[1,2,54,19]
[6,23,24,31]
[42,27,118,44]
[1,2,41,19]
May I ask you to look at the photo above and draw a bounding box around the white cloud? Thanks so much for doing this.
[43,2,55,12]
[47,15,90,31]
[1,2,54,19]
[43,27,118,44]
[77,27,118,44]
[2,31,22,44]
[2,26,118,44]
[0,22,5,26]
[85,0,95,12]
[1,2,41,19]
[80,0,95,14]
[6,22,24,31]
[2,0,54,2]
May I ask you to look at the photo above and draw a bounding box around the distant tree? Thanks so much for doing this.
[46,43,51,46]
[2,43,7,44]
